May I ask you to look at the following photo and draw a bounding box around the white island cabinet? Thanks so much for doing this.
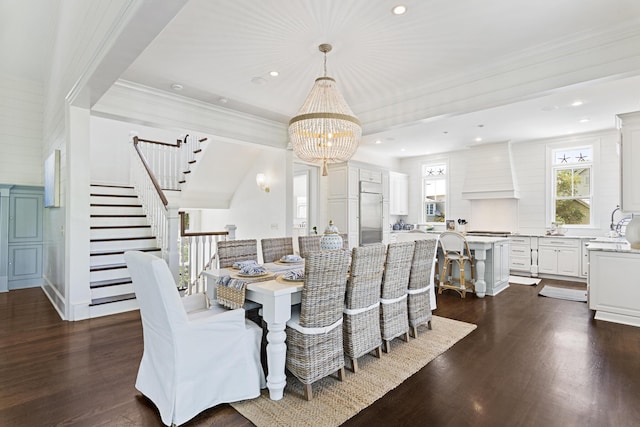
[588,243,640,328]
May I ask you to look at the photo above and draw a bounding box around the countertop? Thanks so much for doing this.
[586,240,640,254]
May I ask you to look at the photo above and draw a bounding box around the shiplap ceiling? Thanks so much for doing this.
[7,0,640,159]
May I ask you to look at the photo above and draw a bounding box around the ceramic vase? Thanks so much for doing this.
[625,214,640,249]
[320,220,343,250]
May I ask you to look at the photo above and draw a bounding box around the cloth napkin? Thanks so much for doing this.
[233,259,258,269]
[240,264,267,276]
[216,275,245,290]
[283,269,304,280]
[280,254,303,262]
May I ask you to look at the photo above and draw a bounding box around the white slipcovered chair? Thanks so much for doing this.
[124,251,265,427]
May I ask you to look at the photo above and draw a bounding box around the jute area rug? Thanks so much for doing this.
[231,315,476,427]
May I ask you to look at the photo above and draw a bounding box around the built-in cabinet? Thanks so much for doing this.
[0,185,44,292]
[389,171,409,215]
[538,237,581,277]
[487,240,511,295]
[589,249,640,328]
[509,236,531,273]
[617,111,640,212]
[327,162,389,248]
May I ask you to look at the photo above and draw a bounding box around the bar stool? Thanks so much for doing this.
[438,232,476,298]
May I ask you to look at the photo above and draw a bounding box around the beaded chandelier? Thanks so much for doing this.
[288,44,361,176]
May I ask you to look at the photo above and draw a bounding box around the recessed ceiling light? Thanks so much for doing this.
[375,140,382,144]
[269,71,279,77]
[400,148,406,152]
[579,118,590,123]
[475,137,482,142]
[571,100,584,107]
[477,124,484,128]
[251,77,267,85]
[443,131,448,134]
[392,5,407,15]
[170,83,183,91]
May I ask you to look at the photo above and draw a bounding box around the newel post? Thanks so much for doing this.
[166,205,181,285]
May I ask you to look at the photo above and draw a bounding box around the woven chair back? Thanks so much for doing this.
[300,250,351,328]
[381,241,415,300]
[261,237,294,263]
[408,239,438,290]
[217,239,258,268]
[345,243,386,309]
[298,235,322,259]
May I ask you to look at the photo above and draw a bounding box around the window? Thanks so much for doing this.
[422,163,447,223]
[551,146,592,226]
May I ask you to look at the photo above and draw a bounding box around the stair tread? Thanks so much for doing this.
[91,236,155,242]
[91,214,147,218]
[91,225,151,229]
[90,263,127,272]
[90,293,136,306]
[91,247,161,256]
[90,278,132,288]
[90,184,134,189]
[91,203,142,207]
[90,194,138,198]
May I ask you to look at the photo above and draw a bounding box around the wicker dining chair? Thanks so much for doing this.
[297,235,322,259]
[380,241,415,352]
[261,237,294,263]
[407,238,438,337]
[438,232,476,298]
[217,239,258,268]
[285,249,351,400]
[343,243,386,373]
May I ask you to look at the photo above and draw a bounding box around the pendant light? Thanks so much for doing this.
[288,43,361,176]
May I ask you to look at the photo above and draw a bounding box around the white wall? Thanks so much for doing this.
[0,75,44,185]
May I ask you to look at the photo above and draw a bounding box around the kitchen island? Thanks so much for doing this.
[587,240,640,328]
[395,232,510,298]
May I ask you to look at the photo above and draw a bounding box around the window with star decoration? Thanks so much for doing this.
[551,146,592,226]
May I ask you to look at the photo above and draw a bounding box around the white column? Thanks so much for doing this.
[65,104,91,320]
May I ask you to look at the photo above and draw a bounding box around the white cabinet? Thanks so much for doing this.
[389,171,409,215]
[581,238,593,278]
[509,236,531,273]
[589,249,640,327]
[538,237,580,277]
[489,240,510,294]
[617,111,640,212]
[359,168,382,184]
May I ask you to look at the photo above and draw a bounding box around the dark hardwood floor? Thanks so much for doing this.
[1,280,639,426]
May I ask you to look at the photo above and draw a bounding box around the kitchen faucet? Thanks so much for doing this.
[610,205,621,231]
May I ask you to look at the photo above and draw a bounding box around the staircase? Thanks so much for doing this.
[89,184,161,318]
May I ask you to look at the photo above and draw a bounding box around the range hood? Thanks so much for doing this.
[461,141,520,200]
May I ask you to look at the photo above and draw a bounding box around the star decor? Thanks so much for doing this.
[558,154,569,163]
[577,153,588,162]
[427,169,435,175]
[437,168,445,175]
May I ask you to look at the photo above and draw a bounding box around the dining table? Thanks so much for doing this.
[202,261,305,401]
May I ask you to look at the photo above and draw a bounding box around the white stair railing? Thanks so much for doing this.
[178,211,229,294]
[130,136,180,284]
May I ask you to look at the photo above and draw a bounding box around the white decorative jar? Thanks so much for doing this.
[625,214,640,249]
[320,220,343,250]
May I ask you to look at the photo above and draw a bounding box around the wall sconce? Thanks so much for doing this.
[256,173,270,192]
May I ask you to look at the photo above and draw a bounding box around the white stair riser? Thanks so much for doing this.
[90,206,145,215]
[90,238,157,252]
[90,217,149,227]
[90,186,136,197]
[90,268,130,282]
[89,299,139,318]
[90,250,161,266]
[91,283,134,299]
[90,227,152,239]
[90,195,139,205]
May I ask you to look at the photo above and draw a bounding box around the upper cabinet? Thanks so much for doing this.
[618,111,640,212]
[389,171,409,215]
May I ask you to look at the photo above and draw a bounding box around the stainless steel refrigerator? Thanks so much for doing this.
[359,181,383,245]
